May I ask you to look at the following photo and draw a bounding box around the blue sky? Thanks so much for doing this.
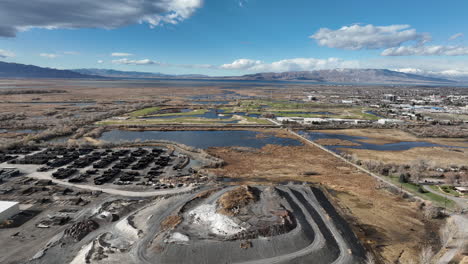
[0,0,468,77]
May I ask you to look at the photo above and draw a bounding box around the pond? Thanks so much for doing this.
[99,130,303,149]
[365,111,385,118]
[298,131,465,152]
[141,109,261,122]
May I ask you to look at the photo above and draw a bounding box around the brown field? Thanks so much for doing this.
[317,128,468,147]
[314,128,468,167]
[206,143,441,263]
[340,147,468,168]
[314,138,361,146]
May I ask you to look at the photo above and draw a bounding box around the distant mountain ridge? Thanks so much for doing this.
[235,69,456,84]
[0,61,97,79]
[72,68,209,79]
[0,61,458,84]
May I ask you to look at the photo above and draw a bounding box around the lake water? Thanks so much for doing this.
[298,131,464,152]
[365,111,385,118]
[99,130,303,149]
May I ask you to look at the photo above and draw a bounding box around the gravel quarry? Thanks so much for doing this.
[27,184,366,264]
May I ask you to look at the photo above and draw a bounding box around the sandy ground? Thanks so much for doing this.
[206,144,441,263]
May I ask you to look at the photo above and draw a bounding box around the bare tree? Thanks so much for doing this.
[410,159,430,183]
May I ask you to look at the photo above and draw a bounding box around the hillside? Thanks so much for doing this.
[72,68,209,79]
[0,61,96,78]
[237,69,455,84]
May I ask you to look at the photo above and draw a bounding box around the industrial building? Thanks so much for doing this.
[0,201,19,222]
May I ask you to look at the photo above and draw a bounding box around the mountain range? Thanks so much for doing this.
[72,68,209,79]
[0,61,97,79]
[233,69,455,84]
[0,60,459,84]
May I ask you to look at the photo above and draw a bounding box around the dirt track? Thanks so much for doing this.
[28,185,365,264]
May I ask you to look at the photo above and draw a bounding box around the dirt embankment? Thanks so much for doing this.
[206,144,442,263]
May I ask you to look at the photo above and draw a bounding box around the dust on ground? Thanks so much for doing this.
[206,144,442,263]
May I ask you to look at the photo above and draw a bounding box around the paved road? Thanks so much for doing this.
[422,185,468,211]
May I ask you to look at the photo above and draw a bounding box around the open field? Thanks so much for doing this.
[310,128,468,168]
[206,143,442,263]
[2,79,466,263]
[317,128,468,147]
[225,100,379,120]
[340,146,468,168]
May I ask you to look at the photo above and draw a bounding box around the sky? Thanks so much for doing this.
[0,0,468,77]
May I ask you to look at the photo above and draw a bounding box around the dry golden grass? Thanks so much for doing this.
[340,147,468,168]
[314,138,361,146]
[207,144,441,263]
[217,186,257,216]
[317,128,468,147]
[160,215,182,231]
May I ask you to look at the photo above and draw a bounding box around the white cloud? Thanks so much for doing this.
[63,51,79,55]
[111,52,133,57]
[220,57,359,72]
[449,33,464,41]
[239,0,248,7]
[39,53,58,59]
[97,60,104,64]
[382,45,468,56]
[310,24,430,50]
[221,59,262,70]
[0,49,15,58]
[112,58,157,65]
[0,0,203,37]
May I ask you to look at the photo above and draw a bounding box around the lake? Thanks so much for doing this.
[99,130,303,149]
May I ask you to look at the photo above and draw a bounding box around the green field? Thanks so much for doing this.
[144,109,208,117]
[388,176,456,208]
[129,107,161,117]
[429,185,461,197]
[224,100,379,120]
[98,115,273,125]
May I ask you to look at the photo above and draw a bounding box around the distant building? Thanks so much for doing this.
[377,119,404,125]
[454,187,468,194]
[383,94,398,102]
[0,201,19,222]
